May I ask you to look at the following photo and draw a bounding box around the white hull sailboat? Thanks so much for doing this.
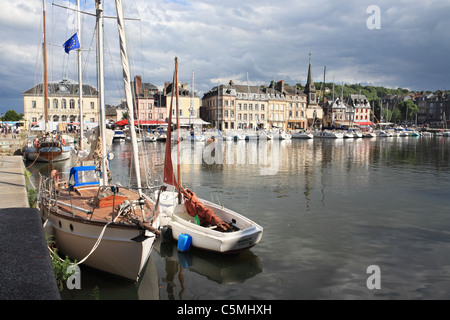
[292,131,313,139]
[157,191,263,253]
[38,0,158,281]
[40,179,157,281]
[314,130,344,139]
[155,58,263,254]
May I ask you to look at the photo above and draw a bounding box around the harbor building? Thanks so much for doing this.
[23,79,98,129]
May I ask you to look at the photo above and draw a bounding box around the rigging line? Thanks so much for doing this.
[34,13,43,97]
[103,31,124,102]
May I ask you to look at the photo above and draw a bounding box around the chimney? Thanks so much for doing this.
[229,80,234,87]
[135,75,142,95]
[277,80,285,93]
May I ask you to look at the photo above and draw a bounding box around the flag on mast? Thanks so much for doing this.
[63,33,80,54]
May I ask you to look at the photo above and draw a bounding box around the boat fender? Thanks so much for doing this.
[61,138,66,146]
[33,138,39,148]
[177,233,192,252]
[50,170,59,187]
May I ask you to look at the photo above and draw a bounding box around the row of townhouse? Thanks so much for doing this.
[200,62,323,131]
[23,61,324,131]
[322,94,374,128]
[382,92,450,125]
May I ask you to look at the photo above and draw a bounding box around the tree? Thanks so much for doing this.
[397,100,419,123]
[2,110,23,121]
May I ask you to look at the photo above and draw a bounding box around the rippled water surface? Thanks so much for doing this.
[28,136,450,299]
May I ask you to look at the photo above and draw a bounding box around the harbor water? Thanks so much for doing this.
[27,135,450,299]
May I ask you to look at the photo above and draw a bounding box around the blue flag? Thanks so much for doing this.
[63,33,80,54]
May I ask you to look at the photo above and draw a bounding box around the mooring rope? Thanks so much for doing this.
[26,152,40,169]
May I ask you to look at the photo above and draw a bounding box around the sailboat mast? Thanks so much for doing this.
[175,57,181,203]
[77,0,84,150]
[96,0,108,186]
[42,0,48,133]
[115,0,142,195]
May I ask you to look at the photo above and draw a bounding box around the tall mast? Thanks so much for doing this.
[190,69,194,127]
[174,58,182,204]
[96,0,108,186]
[115,0,142,195]
[77,0,84,150]
[42,0,48,133]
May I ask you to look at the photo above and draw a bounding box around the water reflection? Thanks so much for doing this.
[154,239,262,300]
[27,136,450,299]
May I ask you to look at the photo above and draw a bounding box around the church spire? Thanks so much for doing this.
[304,53,317,105]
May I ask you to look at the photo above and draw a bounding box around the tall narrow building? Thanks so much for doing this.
[303,55,323,128]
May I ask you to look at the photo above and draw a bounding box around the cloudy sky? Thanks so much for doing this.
[1,0,449,116]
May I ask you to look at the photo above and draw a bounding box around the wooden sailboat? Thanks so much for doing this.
[24,0,71,163]
[38,0,158,282]
[155,58,263,254]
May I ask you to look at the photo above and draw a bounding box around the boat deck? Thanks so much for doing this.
[53,185,154,225]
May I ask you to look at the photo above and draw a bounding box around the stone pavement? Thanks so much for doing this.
[0,156,60,300]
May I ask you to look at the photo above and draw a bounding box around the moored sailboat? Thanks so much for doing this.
[38,0,158,281]
[23,1,70,163]
[155,58,263,254]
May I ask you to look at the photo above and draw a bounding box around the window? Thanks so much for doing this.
[238,103,242,111]
[90,102,94,110]
[224,110,228,117]
[32,101,36,109]
[244,104,247,111]
[243,114,247,121]
[32,117,37,122]
[179,109,182,116]
[70,99,75,109]
[61,115,67,122]
[90,118,95,123]
[70,115,76,122]
[261,104,265,111]
[53,115,59,121]
[230,111,234,117]
[238,114,242,120]
[260,114,264,120]
[61,99,67,109]
[249,104,253,111]
[53,99,58,109]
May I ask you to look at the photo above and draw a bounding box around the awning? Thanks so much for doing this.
[355,121,373,126]
[114,119,166,126]
[171,117,210,126]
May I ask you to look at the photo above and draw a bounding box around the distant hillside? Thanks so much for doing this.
[310,82,449,102]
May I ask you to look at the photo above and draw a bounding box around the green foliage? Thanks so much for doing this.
[1,110,23,121]
[397,100,419,120]
[318,82,412,102]
[46,235,77,291]
[23,169,37,208]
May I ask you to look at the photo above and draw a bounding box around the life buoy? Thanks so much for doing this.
[50,170,59,187]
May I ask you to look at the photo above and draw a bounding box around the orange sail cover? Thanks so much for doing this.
[163,65,178,188]
[183,189,230,231]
